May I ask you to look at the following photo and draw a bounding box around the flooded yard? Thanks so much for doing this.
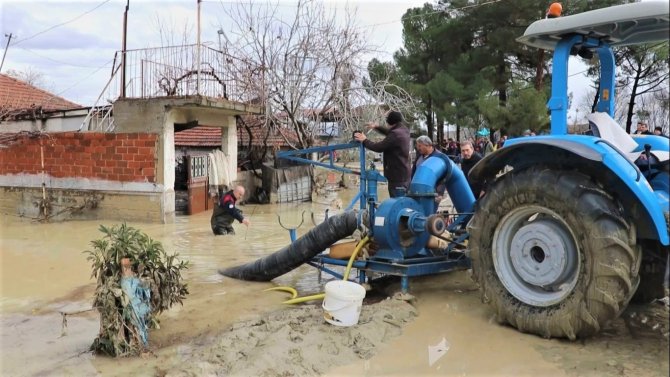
[1,188,668,376]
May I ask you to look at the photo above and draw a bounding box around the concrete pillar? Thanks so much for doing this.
[220,116,238,183]
[161,120,176,222]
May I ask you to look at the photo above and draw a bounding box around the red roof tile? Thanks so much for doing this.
[174,126,222,147]
[173,121,298,148]
[237,116,299,148]
[0,74,82,115]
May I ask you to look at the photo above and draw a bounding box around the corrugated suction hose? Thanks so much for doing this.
[218,210,358,281]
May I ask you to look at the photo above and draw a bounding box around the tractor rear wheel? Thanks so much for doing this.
[469,168,640,339]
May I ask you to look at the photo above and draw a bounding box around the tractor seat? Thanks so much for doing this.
[587,112,669,166]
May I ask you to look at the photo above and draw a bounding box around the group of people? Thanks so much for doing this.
[212,113,667,236]
[633,120,666,137]
[212,110,484,236]
[442,133,499,162]
[353,111,484,201]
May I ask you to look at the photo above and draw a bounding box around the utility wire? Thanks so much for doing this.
[362,0,508,28]
[17,46,114,69]
[50,57,115,100]
[10,0,114,47]
[209,0,508,29]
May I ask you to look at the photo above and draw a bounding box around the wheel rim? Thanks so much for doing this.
[492,206,580,307]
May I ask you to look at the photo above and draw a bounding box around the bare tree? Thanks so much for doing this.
[5,67,49,90]
[220,0,380,149]
[1,67,51,121]
[618,43,669,133]
[637,87,670,135]
[575,85,629,135]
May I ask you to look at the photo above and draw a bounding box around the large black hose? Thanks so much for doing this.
[219,210,358,281]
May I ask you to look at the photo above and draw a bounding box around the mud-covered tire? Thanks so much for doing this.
[632,242,669,303]
[468,168,641,339]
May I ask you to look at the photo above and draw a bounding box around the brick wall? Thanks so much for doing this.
[0,132,157,182]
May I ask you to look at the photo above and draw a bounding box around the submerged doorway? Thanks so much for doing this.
[175,154,210,215]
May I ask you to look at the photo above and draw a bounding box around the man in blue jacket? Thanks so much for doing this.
[211,185,250,235]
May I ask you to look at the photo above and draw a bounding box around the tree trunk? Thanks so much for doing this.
[535,49,545,91]
[426,98,434,140]
[625,60,643,134]
[436,114,444,146]
[591,82,600,113]
[497,62,508,107]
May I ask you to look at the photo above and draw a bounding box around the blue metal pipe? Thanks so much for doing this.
[596,44,616,116]
[409,155,475,214]
[359,142,367,211]
[548,34,582,135]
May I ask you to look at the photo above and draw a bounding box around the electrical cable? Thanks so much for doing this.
[10,0,114,47]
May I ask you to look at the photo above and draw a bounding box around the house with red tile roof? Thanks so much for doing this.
[1,40,289,223]
[0,73,88,132]
[174,116,300,156]
[173,116,301,181]
[0,73,83,118]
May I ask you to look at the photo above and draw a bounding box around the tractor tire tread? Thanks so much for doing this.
[469,167,640,339]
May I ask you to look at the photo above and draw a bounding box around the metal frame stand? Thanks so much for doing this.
[277,142,473,293]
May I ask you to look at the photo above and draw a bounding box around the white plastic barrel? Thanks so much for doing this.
[322,280,366,327]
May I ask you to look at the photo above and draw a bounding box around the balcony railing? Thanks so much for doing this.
[119,44,259,102]
[80,44,261,132]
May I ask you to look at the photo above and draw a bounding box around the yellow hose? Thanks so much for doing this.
[343,236,369,281]
[279,236,370,305]
[264,286,298,299]
[282,293,325,305]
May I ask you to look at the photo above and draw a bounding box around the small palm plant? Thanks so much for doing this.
[84,223,189,356]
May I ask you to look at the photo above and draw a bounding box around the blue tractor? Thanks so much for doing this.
[467,2,669,339]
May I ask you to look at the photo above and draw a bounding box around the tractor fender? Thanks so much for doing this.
[470,135,669,245]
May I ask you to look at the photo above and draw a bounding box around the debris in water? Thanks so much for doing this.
[428,337,450,367]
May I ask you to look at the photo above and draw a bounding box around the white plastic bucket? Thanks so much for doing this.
[322,280,366,327]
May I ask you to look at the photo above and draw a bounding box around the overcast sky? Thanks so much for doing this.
[1,0,667,120]
[0,0,430,105]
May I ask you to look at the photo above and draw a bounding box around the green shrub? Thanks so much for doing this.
[84,223,189,356]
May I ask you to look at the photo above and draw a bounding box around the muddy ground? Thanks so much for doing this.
[1,187,668,376]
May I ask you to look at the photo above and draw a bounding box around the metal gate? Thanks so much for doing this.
[277,175,311,203]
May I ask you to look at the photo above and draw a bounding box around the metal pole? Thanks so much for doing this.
[359,143,366,210]
[196,0,202,94]
[0,33,13,73]
[141,59,144,98]
[121,0,129,98]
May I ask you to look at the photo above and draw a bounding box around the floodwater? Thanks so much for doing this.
[1,186,668,376]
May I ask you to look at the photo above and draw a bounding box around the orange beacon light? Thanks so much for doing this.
[547,2,562,18]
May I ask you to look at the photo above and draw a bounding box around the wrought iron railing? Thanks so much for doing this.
[121,44,258,102]
[81,44,261,132]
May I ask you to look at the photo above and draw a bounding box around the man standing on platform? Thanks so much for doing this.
[354,111,411,198]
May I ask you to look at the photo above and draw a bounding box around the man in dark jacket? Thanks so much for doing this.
[412,135,448,204]
[354,111,411,197]
[633,121,653,135]
[460,140,483,198]
[211,185,250,235]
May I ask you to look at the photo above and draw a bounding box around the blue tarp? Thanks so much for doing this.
[121,276,151,345]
